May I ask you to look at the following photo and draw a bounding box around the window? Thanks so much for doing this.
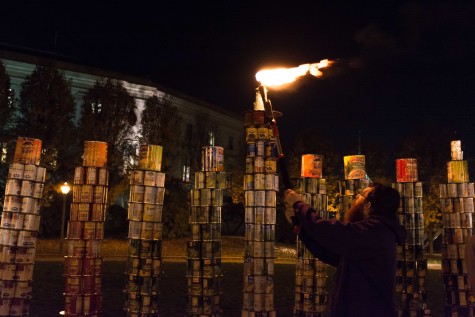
[182,155,191,182]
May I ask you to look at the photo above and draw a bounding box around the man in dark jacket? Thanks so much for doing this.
[285,182,406,317]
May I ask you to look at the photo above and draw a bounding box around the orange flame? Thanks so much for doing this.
[256,59,333,87]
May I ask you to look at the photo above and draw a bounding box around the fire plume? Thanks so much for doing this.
[256,59,333,87]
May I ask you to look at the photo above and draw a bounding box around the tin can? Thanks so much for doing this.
[5,196,21,212]
[156,187,165,205]
[301,154,323,178]
[5,179,22,195]
[8,163,24,179]
[264,159,276,174]
[97,167,108,185]
[22,214,39,231]
[129,185,145,202]
[396,158,418,182]
[13,137,42,165]
[202,146,224,172]
[255,191,266,206]
[244,174,254,190]
[254,157,265,173]
[130,170,144,185]
[246,127,257,142]
[32,182,44,199]
[80,185,93,203]
[451,140,463,160]
[83,141,108,167]
[343,155,366,180]
[265,191,276,206]
[35,166,46,183]
[138,144,163,171]
[0,212,13,228]
[142,204,158,222]
[247,143,256,157]
[245,191,255,206]
[254,174,265,190]
[256,140,266,157]
[85,166,98,185]
[448,160,469,183]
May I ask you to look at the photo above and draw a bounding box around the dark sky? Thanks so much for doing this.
[2,1,475,158]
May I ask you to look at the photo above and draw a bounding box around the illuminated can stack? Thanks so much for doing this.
[124,144,164,317]
[293,154,329,317]
[338,155,370,220]
[440,140,474,317]
[187,146,226,316]
[0,137,45,316]
[392,158,431,317]
[63,141,108,316]
[242,110,279,317]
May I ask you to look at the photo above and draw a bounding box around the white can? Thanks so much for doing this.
[8,163,24,179]
[20,180,35,197]
[22,165,36,180]
[4,196,21,212]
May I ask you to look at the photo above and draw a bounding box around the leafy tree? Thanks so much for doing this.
[140,94,183,173]
[79,79,138,193]
[0,62,15,199]
[16,65,78,174]
[0,61,15,141]
[15,65,78,237]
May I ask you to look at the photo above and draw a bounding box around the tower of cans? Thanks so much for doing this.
[63,141,109,316]
[338,155,370,220]
[187,145,226,316]
[293,154,329,317]
[392,158,431,317]
[440,140,474,317]
[0,137,45,316]
[242,110,279,317]
[124,144,165,317]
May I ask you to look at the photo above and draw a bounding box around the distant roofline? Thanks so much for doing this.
[0,43,241,120]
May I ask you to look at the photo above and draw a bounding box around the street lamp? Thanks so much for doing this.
[60,182,71,253]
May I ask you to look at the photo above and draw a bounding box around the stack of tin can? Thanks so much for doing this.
[242,110,279,317]
[0,137,45,316]
[187,145,226,316]
[392,158,431,317]
[440,140,474,317]
[293,154,329,317]
[124,144,165,317]
[63,141,109,316]
[338,154,370,221]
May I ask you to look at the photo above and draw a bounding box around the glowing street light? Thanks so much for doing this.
[60,182,71,253]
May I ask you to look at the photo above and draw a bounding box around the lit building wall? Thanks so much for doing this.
[0,49,243,180]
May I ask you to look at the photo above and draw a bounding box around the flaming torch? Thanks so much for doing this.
[255,59,333,189]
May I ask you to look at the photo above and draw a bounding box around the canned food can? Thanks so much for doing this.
[32,182,44,199]
[92,186,107,203]
[130,170,144,185]
[13,137,42,166]
[5,196,21,212]
[5,179,22,195]
[255,191,266,206]
[245,191,254,206]
[254,174,265,190]
[156,187,165,205]
[143,186,157,204]
[8,163,24,179]
[82,222,96,240]
[244,174,254,190]
[254,157,265,173]
[256,140,266,157]
[22,164,37,180]
[138,144,163,172]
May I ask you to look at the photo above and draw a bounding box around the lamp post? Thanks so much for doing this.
[60,182,71,253]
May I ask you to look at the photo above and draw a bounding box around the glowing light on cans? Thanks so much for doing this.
[255,59,333,87]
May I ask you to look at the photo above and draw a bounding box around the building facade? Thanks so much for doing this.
[0,49,244,181]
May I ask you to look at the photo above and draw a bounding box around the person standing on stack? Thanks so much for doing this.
[284,182,406,317]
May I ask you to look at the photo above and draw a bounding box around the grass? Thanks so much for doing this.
[35,236,298,261]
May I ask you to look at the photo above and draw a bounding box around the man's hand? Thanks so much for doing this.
[284,189,302,224]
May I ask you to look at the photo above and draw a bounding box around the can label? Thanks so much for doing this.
[301,154,323,178]
[343,155,366,180]
[396,158,418,182]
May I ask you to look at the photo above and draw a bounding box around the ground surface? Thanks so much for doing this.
[28,237,444,316]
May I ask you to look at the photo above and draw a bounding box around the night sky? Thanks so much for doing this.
[2,1,475,159]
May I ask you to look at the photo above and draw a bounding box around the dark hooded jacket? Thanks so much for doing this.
[295,203,407,317]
